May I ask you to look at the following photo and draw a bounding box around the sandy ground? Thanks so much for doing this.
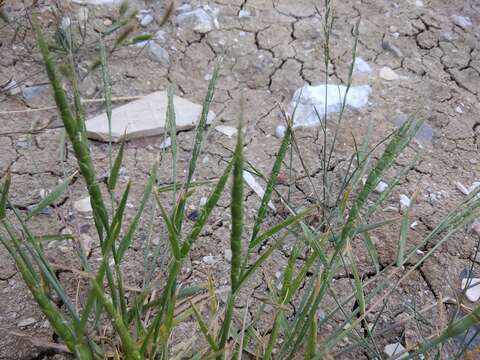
[0,0,479,358]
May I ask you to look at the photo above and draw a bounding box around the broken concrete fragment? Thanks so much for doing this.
[85,91,216,142]
[243,171,276,211]
[462,278,480,302]
[215,125,237,138]
[290,84,371,127]
[379,67,399,81]
[384,343,409,359]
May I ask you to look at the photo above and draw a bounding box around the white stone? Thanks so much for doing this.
[455,105,463,114]
[290,84,371,127]
[456,181,480,199]
[202,255,216,265]
[452,15,472,29]
[353,57,372,74]
[18,317,37,328]
[379,67,399,81]
[4,79,21,96]
[375,181,388,193]
[215,125,237,138]
[384,343,409,359]
[415,0,423,6]
[462,278,480,302]
[74,197,92,213]
[86,91,216,142]
[199,197,207,206]
[140,14,154,27]
[243,171,276,211]
[159,136,171,149]
[410,221,418,229]
[224,249,232,262]
[275,125,286,139]
[399,194,411,211]
[238,9,251,18]
[176,8,214,33]
[60,16,71,31]
[148,42,170,66]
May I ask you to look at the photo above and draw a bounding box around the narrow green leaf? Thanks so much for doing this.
[154,190,181,260]
[0,168,11,219]
[117,163,156,261]
[191,302,219,351]
[26,174,74,220]
[108,138,125,191]
[249,205,318,249]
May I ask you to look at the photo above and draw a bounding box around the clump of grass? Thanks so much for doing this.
[0,3,479,360]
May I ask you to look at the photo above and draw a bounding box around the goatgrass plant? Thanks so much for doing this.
[0,5,480,360]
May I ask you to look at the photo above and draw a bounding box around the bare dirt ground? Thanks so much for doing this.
[0,0,479,358]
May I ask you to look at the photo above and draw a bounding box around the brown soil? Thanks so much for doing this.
[0,0,479,358]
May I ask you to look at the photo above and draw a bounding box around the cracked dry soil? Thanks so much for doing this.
[0,0,479,358]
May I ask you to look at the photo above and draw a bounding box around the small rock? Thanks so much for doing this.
[462,278,480,302]
[215,125,237,138]
[176,8,214,33]
[3,79,21,95]
[159,136,171,149]
[103,18,113,26]
[140,14,154,27]
[452,15,472,30]
[238,9,251,18]
[455,105,464,114]
[38,189,48,199]
[353,57,372,74]
[199,197,207,207]
[290,84,371,127]
[415,0,424,6]
[379,67,399,81]
[384,343,409,359]
[416,249,425,255]
[275,125,286,139]
[399,194,411,211]
[410,221,418,229]
[382,41,403,58]
[85,91,216,142]
[375,181,388,193]
[202,255,216,265]
[224,249,232,262]
[18,317,37,328]
[148,42,170,66]
[187,209,199,221]
[74,197,92,213]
